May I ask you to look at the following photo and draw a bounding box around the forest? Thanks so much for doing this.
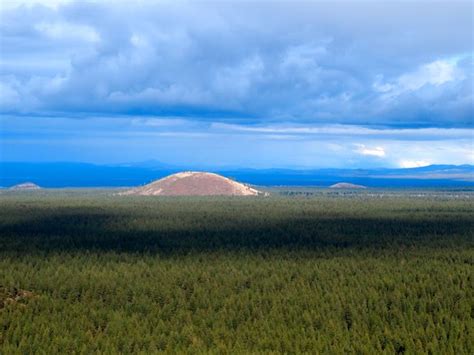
[0,190,473,353]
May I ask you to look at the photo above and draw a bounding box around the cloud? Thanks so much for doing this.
[211,122,473,140]
[1,1,473,168]
[1,0,73,10]
[35,21,100,42]
[0,0,472,127]
[374,59,462,98]
[0,80,20,107]
[354,144,386,158]
[3,114,472,168]
[399,160,431,168]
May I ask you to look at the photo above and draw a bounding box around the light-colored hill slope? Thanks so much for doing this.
[121,172,263,196]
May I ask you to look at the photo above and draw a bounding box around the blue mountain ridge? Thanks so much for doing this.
[0,162,472,188]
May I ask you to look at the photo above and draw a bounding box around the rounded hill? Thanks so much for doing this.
[9,182,41,190]
[329,182,367,189]
[121,172,263,196]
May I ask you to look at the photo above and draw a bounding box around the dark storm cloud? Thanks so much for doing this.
[0,0,472,127]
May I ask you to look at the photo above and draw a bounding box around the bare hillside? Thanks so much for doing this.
[329,182,367,189]
[9,182,41,190]
[121,172,263,196]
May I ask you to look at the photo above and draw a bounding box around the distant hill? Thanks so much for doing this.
[9,182,41,190]
[121,172,262,196]
[0,162,178,188]
[329,182,366,189]
[0,162,473,188]
[219,165,474,188]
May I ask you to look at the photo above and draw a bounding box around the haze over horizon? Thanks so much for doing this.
[1,0,473,169]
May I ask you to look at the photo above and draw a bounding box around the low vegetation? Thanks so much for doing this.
[0,190,473,353]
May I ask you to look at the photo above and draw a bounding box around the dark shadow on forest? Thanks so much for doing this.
[0,208,472,255]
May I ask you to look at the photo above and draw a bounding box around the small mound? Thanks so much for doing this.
[329,182,367,189]
[121,172,263,196]
[9,182,41,190]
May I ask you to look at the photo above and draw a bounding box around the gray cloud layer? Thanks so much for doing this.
[1,0,472,127]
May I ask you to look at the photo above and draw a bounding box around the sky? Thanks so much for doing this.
[0,0,472,169]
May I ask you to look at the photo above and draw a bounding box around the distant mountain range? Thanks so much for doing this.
[0,162,473,188]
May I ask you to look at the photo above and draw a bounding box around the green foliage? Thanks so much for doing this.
[0,191,473,353]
